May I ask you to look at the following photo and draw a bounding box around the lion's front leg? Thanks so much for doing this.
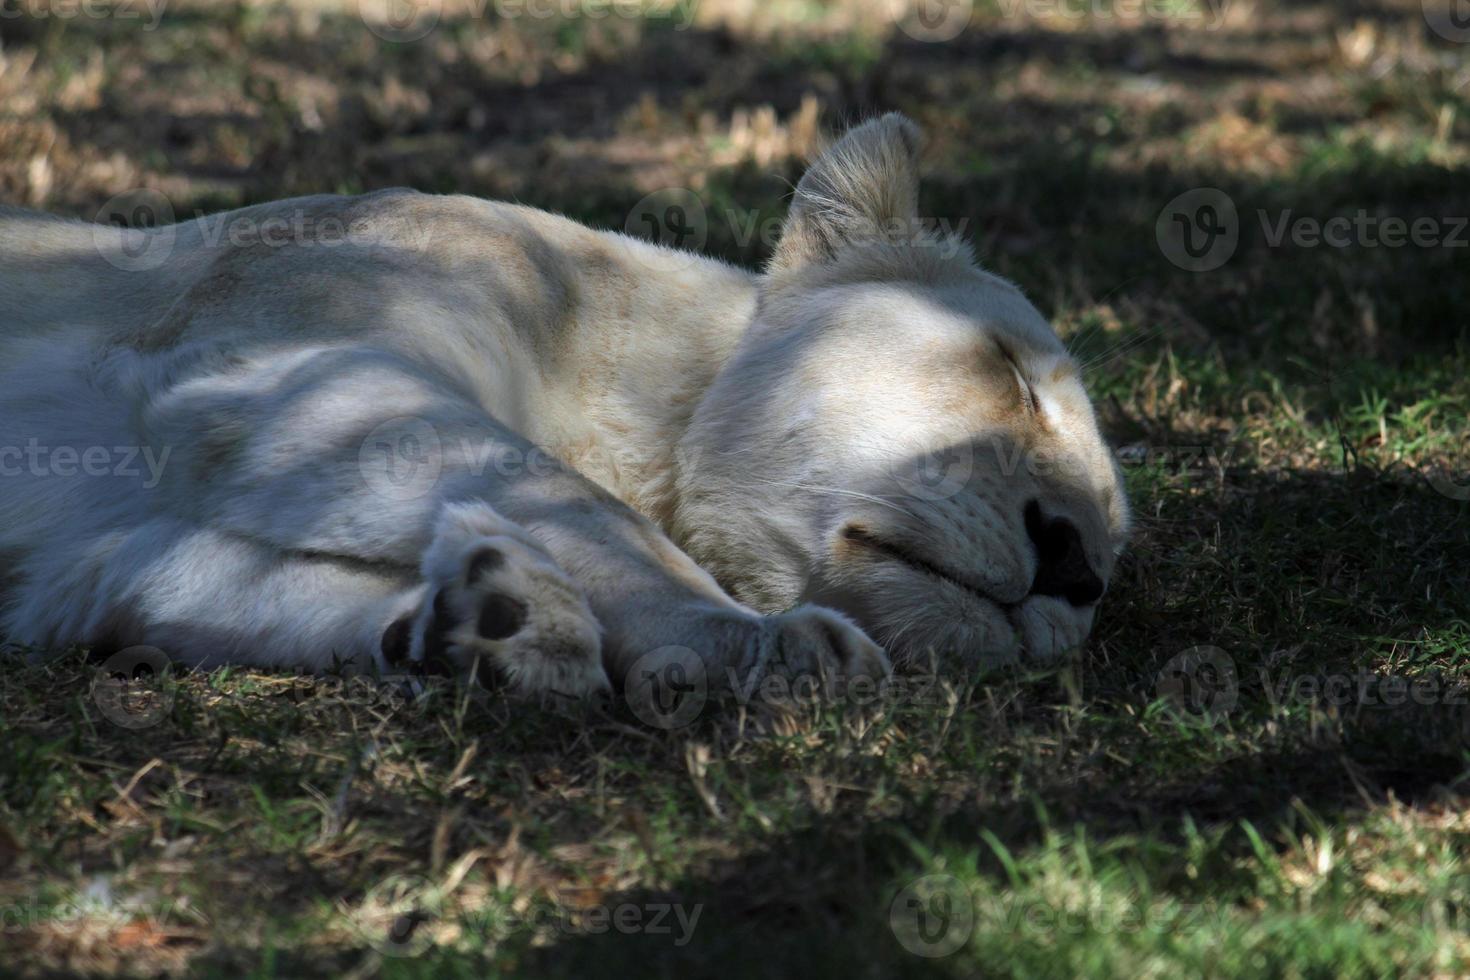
[471,455,891,696]
[142,355,887,694]
[375,493,885,700]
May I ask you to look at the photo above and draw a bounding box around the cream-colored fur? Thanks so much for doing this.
[0,114,1126,698]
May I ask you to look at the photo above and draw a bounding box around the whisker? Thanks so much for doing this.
[745,478,920,519]
[1080,326,1165,373]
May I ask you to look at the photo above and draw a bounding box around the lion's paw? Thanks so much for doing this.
[381,502,608,697]
[765,605,890,685]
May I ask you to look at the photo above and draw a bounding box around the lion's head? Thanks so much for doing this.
[674,114,1129,667]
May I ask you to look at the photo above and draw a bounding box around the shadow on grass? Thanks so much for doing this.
[4,1,1469,974]
[143,465,1466,977]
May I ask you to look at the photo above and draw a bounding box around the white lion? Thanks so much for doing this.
[0,114,1128,698]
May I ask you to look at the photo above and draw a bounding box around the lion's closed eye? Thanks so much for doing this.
[994,341,1039,416]
[1013,366,1039,416]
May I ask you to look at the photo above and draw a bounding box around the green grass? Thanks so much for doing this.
[2,0,1469,975]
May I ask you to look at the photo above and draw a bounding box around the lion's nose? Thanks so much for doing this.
[1024,500,1105,606]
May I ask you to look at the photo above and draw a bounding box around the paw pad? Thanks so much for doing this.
[465,547,504,584]
[477,594,527,640]
[381,614,413,666]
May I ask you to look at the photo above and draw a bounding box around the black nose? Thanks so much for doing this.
[1024,500,1105,607]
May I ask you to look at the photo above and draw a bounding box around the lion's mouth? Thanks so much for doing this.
[840,525,1022,612]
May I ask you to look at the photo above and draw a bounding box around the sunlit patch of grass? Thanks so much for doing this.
[900,802,1470,977]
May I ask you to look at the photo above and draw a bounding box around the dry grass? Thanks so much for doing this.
[2,0,1469,975]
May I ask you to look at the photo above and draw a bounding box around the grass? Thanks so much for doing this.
[2,0,1469,975]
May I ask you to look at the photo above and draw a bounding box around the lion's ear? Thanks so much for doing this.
[768,113,923,274]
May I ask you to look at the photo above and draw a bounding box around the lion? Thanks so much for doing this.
[0,114,1128,699]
